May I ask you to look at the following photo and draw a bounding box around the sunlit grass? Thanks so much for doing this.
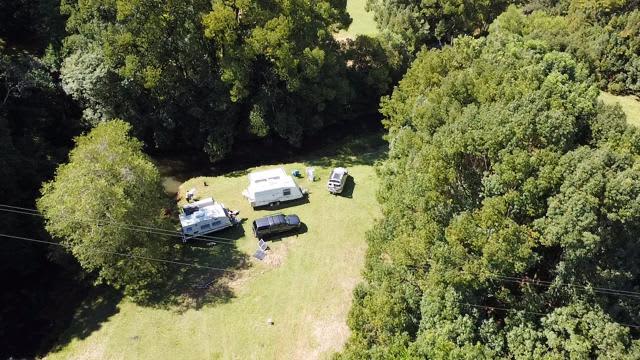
[599,91,640,127]
[337,0,378,40]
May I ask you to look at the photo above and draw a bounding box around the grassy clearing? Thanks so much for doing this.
[599,91,640,127]
[337,0,378,40]
[46,139,384,360]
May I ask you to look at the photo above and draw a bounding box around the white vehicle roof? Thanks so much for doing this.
[179,197,228,228]
[330,167,348,180]
[247,167,298,193]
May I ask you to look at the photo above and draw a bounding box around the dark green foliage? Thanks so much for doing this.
[0,0,65,48]
[59,0,361,162]
[0,39,84,358]
[341,12,640,357]
[341,35,407,118]
[577,10,640,94]
[492,4,640,96]
[365,0,518,53]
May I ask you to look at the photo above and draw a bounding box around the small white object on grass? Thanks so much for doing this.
[266,318,274,325]
[186,188,197,201]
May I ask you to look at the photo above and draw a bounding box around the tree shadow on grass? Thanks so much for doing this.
[306,138,387,169]
[49,285,123,353]
[222,168,251,178]
[46,235,250,352]
[252,196,311,212]
[145,235,251,312]
[338,175,356,198]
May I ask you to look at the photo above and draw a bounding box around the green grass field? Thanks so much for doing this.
[599,91,640,127]
[337,0,378,40]
[46,142,384,360]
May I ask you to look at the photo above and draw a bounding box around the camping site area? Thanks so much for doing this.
[45,145,383,360]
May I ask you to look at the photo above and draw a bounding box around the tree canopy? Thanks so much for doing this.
[37,120,173,300]
[365,0,517,53]
[58,0,362,161]
[340,7,640,358]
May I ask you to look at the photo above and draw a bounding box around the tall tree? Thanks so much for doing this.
[490,4,640,95]
[37,120,173,300]
[341,9,640,358]
[60,0,354,162]
[365,0,517,53]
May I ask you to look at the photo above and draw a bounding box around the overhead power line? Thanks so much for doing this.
[405,265,640,300]
[492,275,640,299]
[3,226,640,330]
[0,232,236,272]
[0,204,240,245]
[6,203,640,300]
[460,302,640,329]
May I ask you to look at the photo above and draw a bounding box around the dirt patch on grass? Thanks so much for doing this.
[313,317,350,357]
[225,241,291,291]
[263,241,290,267]
[293,315,351,360]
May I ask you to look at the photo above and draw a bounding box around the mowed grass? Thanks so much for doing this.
[46,147,383,359]
[599,91,640,127]
[337,0,378,40]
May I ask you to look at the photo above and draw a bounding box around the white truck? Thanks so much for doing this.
[242,168,305,208]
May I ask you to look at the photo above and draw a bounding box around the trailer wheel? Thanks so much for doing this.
[269,201,280,207]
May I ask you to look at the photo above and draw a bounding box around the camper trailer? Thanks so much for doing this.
[242,168,305,208]
[179,197,235,241]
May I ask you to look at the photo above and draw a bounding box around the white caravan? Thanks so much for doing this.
[242,168,305,208]
[179,197,234,241]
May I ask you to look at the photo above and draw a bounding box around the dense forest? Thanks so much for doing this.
[1,0,640,358]
[341,2,640,358]
[0,0,395,356]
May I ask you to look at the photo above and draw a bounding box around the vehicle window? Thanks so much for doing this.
[201,223,210,230]
[283,188,291,196]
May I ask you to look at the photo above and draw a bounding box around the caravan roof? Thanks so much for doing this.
[179,197,228,228]
[248,168,298,193]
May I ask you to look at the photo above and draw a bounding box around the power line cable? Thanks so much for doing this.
[405,265,640,299]
[5,232,638,329]
[0,203,233,241]
[459,302,640,329]
[0,206,236,245]
[0,204,241,245]
[0,233,236,272]
[492,275,640,298]
[12,203,637,300]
